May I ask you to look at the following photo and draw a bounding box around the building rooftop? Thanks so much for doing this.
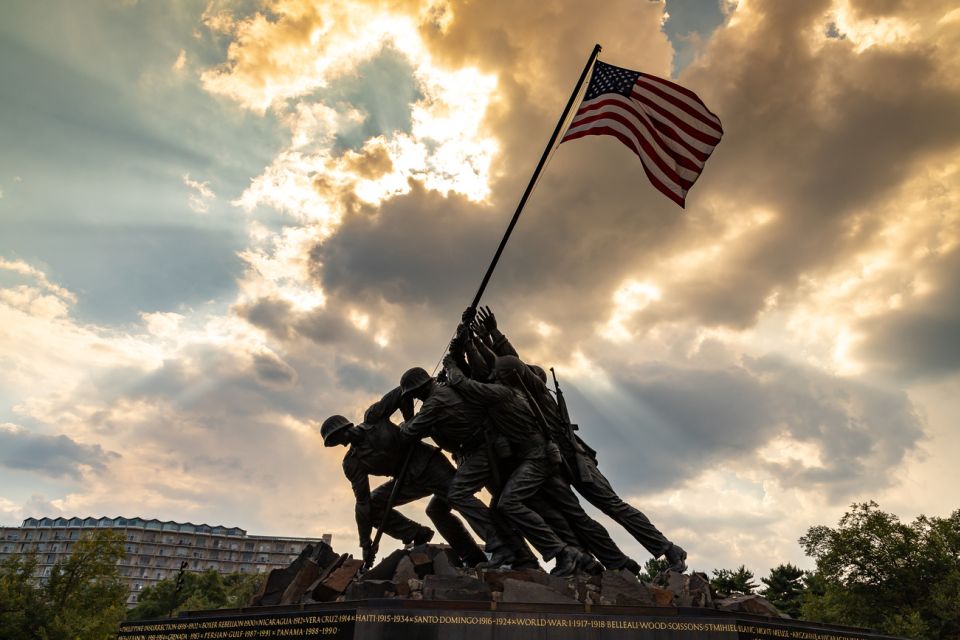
[15,516,249,536]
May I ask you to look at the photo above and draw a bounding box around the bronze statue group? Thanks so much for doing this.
[321,306,687,578]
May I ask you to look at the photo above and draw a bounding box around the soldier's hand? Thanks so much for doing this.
[442,354,456,370]
[361,542,377,570]
[461,306,477,324]
[470,320,489,340]
[477,306,497,332]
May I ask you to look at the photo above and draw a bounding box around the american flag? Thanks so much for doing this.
[561,60,723,208]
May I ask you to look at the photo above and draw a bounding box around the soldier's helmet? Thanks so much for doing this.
[400,367,432,396]
[490,355,526,385]
[528,364,548,384]
[320,414,353,446]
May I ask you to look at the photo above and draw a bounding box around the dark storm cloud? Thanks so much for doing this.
[0,428,118,480]
[253,352,298,388]
[313,182,492,310]
[562,353,923,502]
[857,248,960,381]
[235,297,297,341]
[334,360,391,394]
[308,0,960,346]
[666,0,960,327]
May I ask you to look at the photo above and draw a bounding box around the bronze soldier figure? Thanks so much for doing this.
[321,385,485,569]
[397,365,539,570]
[472,306,688,573]
[443,353,634,576]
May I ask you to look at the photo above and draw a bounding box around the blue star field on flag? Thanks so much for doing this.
[582,62,641,101]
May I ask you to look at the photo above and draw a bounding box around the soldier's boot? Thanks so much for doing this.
[551,546,587,578]
[621,558,641,576]
[664,543,687,573]
[409,527,434,547]
[476,545,516,569]
[462,549,488,568]
[577,552,604,576]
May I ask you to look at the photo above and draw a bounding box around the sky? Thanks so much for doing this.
[1,0,958,580]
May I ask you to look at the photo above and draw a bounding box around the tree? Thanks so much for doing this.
[711,565,757,595]
[760,563,805,618]
[638,557,670,583]
[127,569,264,620]
[799,501,960,640]
[0,529,127,640]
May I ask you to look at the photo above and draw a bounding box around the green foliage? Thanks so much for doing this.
[0,529,127,640]
[760,563,805,618]
[799,501,960,640]
[711,565,757,595]
[127,569,264,620]
[639,557,670,583]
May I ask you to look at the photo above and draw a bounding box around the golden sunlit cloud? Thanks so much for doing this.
[602,280,662,342]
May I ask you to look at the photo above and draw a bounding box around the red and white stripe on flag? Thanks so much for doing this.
[561,61,723,208]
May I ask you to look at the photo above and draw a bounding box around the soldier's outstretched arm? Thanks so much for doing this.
[470,334,497,376]
[477,306,519,357]
[398,402,442,442]
[364,386,406,424]
[444,356,511,406]
[465,335,492,380]
[344,460,374,551]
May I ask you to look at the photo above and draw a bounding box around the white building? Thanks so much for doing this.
[0,516,332,606]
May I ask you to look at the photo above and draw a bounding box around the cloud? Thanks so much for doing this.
[559,349,923,503]
[857,247,960,380]
[172,49,187,72]
[3,0,959,577]
[0,424,118,480]
[183,173,216,213]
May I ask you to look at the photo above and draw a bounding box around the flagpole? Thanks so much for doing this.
[468,43,601,311]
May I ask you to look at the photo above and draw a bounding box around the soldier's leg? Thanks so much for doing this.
[540,474,633,570]
[496,458,565,561]
[446,450,505,551]
[413,457,486,565]
[368,480,429,544]
[527,493,583,548]
[485,457,540,566]
[573,455,671,557]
